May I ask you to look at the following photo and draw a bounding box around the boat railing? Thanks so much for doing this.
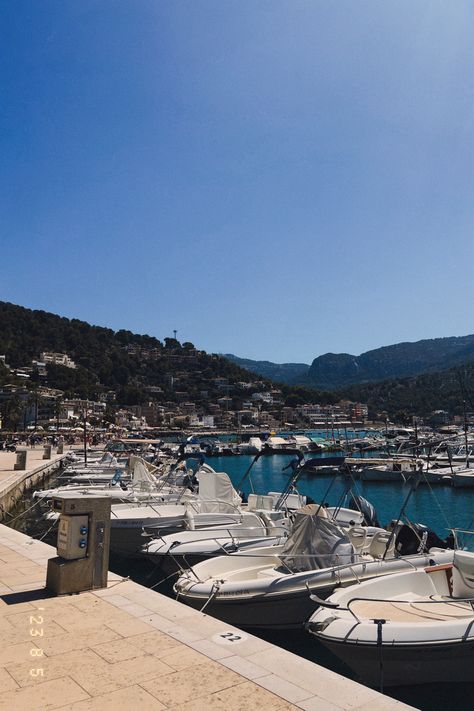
[149,524,289,549]
[309,593,474,623]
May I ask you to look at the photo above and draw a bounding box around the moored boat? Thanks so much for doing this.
[306,548,474,687]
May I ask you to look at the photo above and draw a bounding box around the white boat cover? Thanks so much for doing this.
[279,504,355,573]
[196,464,241,512]
[129,456,157,488]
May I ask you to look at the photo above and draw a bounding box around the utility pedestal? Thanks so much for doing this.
[14,451,27,470]
[43,445,52,460]
[46,495,111,595]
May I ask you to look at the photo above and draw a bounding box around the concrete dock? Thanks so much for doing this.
[0,449,66,519]
[0,452,416,711]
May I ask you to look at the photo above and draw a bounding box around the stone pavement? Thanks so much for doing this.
[0,524,416,711]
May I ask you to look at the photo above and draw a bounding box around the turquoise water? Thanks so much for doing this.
[210,454,474,536]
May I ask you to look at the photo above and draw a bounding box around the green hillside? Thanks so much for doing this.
[340,363,474,421]
[0,302,267,404]
[308,336,474,390]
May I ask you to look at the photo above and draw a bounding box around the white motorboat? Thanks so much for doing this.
[174,504,452,629]
[141,502,289,572]
[236,437,263,454]
[451,467,474,488]
[106,465,304,556]
[359,459,420,482]
[35,457,193,509]
[306,549,474,687]
[263,436,296,453]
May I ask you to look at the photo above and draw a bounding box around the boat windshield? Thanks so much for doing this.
[452,529,474,552]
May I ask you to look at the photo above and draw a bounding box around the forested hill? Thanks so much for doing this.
[340,361,474,422]
[307,335,474,390]
[0,302,273,404]
[224,354,309,384]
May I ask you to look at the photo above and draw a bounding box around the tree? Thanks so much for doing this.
[2,395,24,431]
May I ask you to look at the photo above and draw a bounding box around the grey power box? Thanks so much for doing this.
[57,515,89,559]
[46,494,111,595]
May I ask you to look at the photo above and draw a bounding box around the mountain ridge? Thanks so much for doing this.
[226,334,474,390]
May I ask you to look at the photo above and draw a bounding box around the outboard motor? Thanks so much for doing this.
[395,523,448,555]
[348,494,380,528]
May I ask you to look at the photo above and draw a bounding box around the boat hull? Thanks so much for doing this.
[176,585,328,629]
[175,552,453,629]
[319,637,474,687]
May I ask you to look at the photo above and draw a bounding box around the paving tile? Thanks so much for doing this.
[213,680,298,710]
[40,626,122,657]
[168,612,241,639]
[6,648,108,688]
[126,630,181,655]
[218,654,269,680]
[4,606,70,629]
[0,601,42,616]
[119,602,154,617]
[92,637,146,663]
[0,675,90,711]
[166,693,228,711]
[0,667,19,692]
[0,640,43,666]
[158,647,207,671]
[96,593,132,607]
[105,616,155,638]
[256,675,313,704]
[56,684,166,710]
[141,661,244,706]
[187,638,234,661]
[211,633,271,658]
[71,653,173,696]
[140,612,179,634]
[296,696,345,711]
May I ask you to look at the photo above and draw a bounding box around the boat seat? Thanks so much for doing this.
[452,551,474,599]
[247,494,274,512]
[347,526,367,554]
[368,530,394,559]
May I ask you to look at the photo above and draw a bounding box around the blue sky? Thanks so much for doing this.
[1,1,474,363]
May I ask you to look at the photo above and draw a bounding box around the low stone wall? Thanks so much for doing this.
[0,453,66,522]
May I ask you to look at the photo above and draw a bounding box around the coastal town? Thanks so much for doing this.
[0,349,372,435]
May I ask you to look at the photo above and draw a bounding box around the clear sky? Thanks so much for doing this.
[2,1,474,363]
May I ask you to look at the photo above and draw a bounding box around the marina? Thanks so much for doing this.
[3,430,474,710]
[0,444,412,711]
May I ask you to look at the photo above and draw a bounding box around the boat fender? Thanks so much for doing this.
[185,509,195,531]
